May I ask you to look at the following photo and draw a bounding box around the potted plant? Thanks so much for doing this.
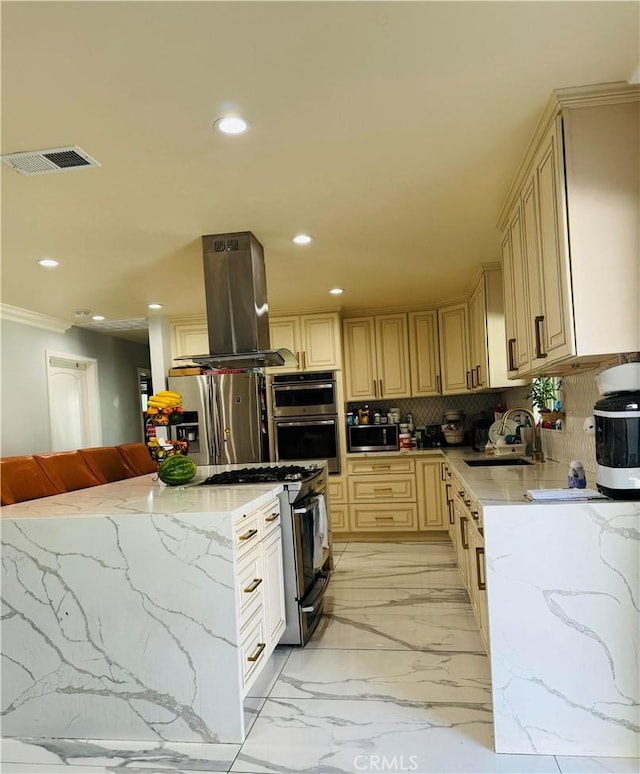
[525,377,565,422]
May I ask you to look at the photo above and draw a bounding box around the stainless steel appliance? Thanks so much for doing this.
[168,373,269,466]
[594,391,640,499]
[347,423,399,453]
[272,372,340,474]
[200,463,331,645]
[272,371,337,417]
[177,231,296,370]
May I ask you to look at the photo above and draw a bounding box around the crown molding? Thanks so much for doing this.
[0,303,72,334]
[497,81,640,229]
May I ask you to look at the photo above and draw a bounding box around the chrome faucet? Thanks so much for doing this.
[499,408,544,462]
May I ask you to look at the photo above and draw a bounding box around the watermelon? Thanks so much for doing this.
[158,455,198,486]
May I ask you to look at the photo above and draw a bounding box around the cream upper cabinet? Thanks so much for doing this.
[343,314,411,401]
[469,267,525,389]
[408,310,441,396]
[170,317,208,362]
[499,84,640,374]
[269,312,342,372]
[437,302,470,394]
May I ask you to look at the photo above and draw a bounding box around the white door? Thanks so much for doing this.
[47,353,101,451]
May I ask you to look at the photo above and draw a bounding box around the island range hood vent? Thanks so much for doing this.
[179,231,295,370]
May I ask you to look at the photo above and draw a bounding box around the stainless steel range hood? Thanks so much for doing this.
[179,231,296,369]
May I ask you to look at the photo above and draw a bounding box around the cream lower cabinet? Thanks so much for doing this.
[499,85,640,375]
[447,473,488,654]
[269,312,342,372]
[235,496,285,694]
[327,476,348,533]
[345,455,448,535]
[347,456,417,532]
[416,458,445,530]
[343,314,411,401]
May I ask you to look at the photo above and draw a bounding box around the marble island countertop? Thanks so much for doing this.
[0,469,284,520]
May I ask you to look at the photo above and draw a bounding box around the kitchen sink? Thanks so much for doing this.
[465,458,533,467]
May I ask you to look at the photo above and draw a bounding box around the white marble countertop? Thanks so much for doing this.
[0,468,283,520]
[346,447,609,507]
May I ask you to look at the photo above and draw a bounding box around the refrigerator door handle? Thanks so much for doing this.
[210,377,221,463]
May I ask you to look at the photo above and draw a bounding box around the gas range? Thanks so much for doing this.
[200,463,325,504]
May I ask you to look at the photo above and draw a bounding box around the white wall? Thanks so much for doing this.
[1,320,150,456]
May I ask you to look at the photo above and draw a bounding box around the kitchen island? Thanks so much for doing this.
[346,447,640,757]
[1,471,285,745]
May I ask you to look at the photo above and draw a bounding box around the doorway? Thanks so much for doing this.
[46,352,101,451]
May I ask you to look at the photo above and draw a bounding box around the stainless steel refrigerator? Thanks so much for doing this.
[167,373,269,466]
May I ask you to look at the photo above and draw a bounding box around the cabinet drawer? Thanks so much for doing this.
[348,475,416,502]
[234,511,261,558]
[237,545,264,626]
[260,497,281,537]
[240,608,267,691]
[328,478,347,503]
[347,457,414,475]
[330,503,348,532]
[350,503,418,531]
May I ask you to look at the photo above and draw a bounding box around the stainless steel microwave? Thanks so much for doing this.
[347,423,399,453]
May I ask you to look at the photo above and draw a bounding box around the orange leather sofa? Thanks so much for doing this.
[116,442,157,476]
[34,451,107,493]
[1,455,64,506]
[79,446,137,483]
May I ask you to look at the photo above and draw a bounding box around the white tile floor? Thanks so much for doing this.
[1,541,637,774]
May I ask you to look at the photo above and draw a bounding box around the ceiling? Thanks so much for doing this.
[1,1,638,339]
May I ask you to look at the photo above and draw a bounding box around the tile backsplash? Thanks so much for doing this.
[346,393,503,428]
[503,369,601,474]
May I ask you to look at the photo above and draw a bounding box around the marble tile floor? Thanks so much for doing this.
[2,541,637,774]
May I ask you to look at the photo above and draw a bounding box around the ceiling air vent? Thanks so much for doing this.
[1,145,101,176]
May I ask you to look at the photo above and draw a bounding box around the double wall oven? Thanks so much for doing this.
[272,371,340,474]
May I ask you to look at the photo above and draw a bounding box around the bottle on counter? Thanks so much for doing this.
[568,460,587,489]
[406,413,415,434]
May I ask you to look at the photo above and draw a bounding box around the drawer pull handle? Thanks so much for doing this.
[244,578,263,593]
[264,513,279,522]
[373,487,394,492]
[239,528,258,542]
[460,515,469,550]
[534,315,547,359]
[471,510,479,521]
[476,547,486,591]
[374,515,395,520]
[458,490,465,498]
[507,338,516,371]
[247,642,266,662]
[372,465,391,470]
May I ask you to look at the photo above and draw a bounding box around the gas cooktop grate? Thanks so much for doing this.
[200,465,320,485]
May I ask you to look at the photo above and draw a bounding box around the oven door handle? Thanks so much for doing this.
[274,383,334,392]
[301,574,329,613]
[275,419,336,428]
[294,496,321,515]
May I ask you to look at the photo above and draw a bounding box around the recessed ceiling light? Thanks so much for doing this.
[214,116,250,135]
[37,258,59,268]
[91,315,105,321]
[292,234,312,245]
[147,303,163,310]
[329,288,344,295]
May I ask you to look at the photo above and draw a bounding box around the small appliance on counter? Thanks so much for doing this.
[423,424,444,448]
[348,423,399,453]
[594,362,640,499]
[441,410,465,446]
